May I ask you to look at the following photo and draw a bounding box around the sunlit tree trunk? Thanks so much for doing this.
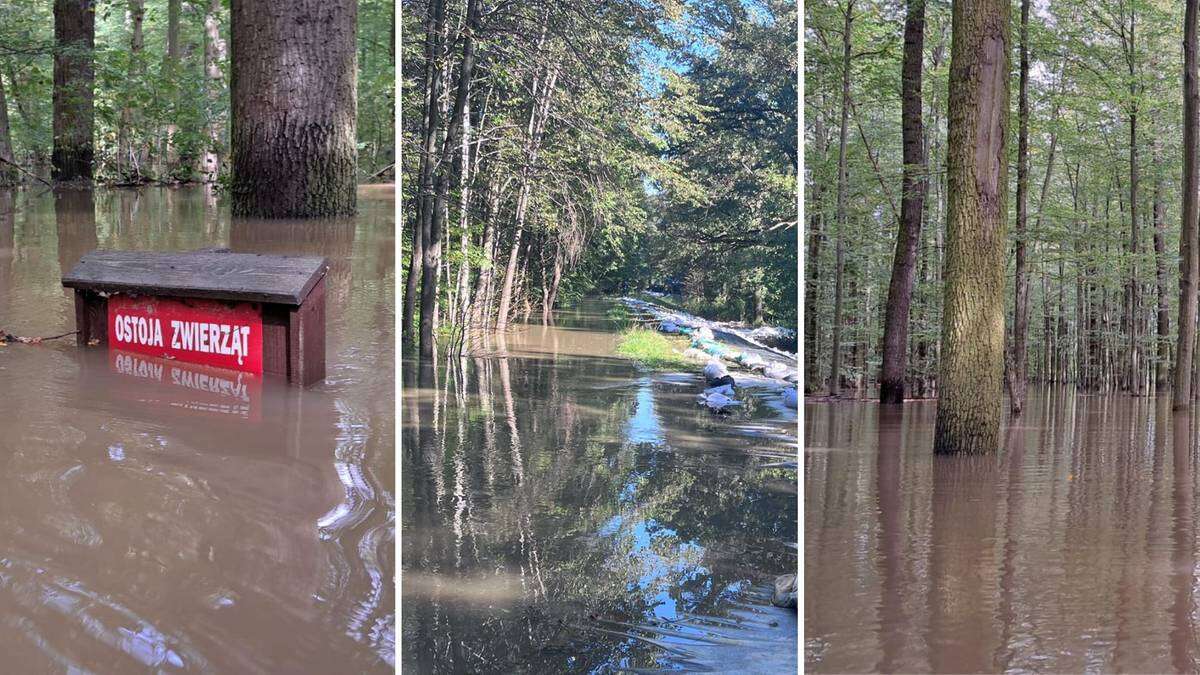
[934,0,1010,454]
[230,0,357,217]
[52,0,94,182]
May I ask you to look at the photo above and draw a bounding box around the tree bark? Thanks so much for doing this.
[880,0,926,405]
[0,69,16,186]
[1177,0,1199,411]
[230,0,357,217]
[52,0,95,182]
[118,0,145,181]
[162,0,181,176]
[1008,0,1030,415]
[201,0,226,183]
[830,0,853,397]
[1154,142,1170,391]
[934,0,1010,454]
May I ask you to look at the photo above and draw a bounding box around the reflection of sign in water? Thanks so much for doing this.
[108,295,263,374]
[110,350,262,421]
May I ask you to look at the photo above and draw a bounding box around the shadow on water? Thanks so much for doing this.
[0,185,393,672]
[401,299,797,673]
[805,390,1200,674]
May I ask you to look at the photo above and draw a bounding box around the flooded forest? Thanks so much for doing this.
[0,0,395,671]
[400,0,798,671]
[807,0,1200,671]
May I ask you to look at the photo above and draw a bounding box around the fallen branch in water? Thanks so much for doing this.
[0,156,53,187]
[0,329,78,345]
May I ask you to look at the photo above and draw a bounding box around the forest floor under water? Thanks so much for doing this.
[401,298,797,673]
[806,389,1200,673]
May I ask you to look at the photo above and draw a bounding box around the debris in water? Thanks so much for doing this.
[0,329,78,345]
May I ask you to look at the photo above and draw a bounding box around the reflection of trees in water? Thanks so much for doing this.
[54,188,96,281]
[401,354,797,672]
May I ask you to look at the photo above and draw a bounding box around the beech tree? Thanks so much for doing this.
[51,0,94,181]
[933,0,1010,454]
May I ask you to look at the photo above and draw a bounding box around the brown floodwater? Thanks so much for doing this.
[0,185,394,672]
[400,302,798,673]
[804,390,1200,673]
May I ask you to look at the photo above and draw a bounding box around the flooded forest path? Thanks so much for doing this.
[401,299,798,672]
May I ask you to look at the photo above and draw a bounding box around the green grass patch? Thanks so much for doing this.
[615,328,694,370]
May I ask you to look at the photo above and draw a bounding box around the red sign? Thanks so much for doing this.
[110,350,262,421]
[108,295,263,374]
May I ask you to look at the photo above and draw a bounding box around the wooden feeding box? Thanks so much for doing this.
[62,250,329,386]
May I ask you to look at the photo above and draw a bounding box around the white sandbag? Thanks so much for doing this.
[694,326,714,341]
[782,387,798,409]
[696,391,741,411]
[763,362,795,381]
[703,359,728,382]
[704,384,735,397]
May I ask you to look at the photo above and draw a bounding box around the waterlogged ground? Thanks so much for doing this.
[401,302,798,673]
[806,391,1200,673]
[0,186,393,672]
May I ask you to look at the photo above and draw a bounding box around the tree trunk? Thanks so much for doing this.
[1155,142,1171,391]
[52,0,95,182]
[162,0,181,176]
[1126,9,1142,395]
[1177,0,1199,411]
[830,0,853,398]
[934,0,1010,454]
[496,58,558,333]
[201,0,226,182]
[1008,0,1030,415]
[229,0,357,217]
[880,0,926,405]
[419,0,479,359]
[0,69,16,186]
[118,0,145,181]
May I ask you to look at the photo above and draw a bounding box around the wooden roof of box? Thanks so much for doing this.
[62,250,329,306]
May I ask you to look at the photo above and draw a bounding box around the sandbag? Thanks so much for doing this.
[703,359,728,382]
[696,391,740,411]
[694,326,714,341]
[782,387,798,409]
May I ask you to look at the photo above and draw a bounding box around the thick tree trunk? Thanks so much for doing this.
[52,0,95,182]
[1008,0,1030,415]
[0,70,16,186]
[934,0,1010,454]
[230,0,357,217]
[201,0,226,182]
[1177,0,1199,411]
[419,0,479,358]
[830,0,853,398]
[880,0,926,405]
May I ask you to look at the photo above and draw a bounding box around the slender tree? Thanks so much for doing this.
[934,0,1010,454]
[880,0,927,405]
[830,0,852,397]
[1177,0,1199,411]
[1008,0,1030,415]
[230,0,358,217]
[0,73,16,186]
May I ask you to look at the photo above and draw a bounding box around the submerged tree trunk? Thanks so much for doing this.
[200,0,226,182]
[880,0,927,405]
[934,0,1010,454]
[1008,0,1030,416]
[1154,143,1170,391]
[419,0,479,358]
[830,0,853,398]
[0,71,16,186]
[230,0,357,217]
[52,0,95,182]
[1180,0,1200,410]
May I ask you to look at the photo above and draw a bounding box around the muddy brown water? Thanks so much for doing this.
[401,302,798,673]
[0,186,393,672]
[804,391,1200,673]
